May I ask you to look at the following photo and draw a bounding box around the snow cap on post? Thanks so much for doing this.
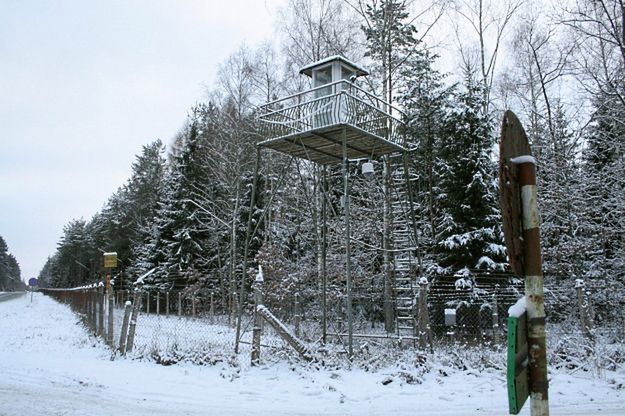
[508,296,526,318]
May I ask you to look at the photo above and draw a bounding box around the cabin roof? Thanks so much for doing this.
[299,55,369,78]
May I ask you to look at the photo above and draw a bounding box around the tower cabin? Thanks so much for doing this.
[258,56,409,165]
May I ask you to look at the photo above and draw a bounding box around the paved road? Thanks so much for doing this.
[0,291,26,302]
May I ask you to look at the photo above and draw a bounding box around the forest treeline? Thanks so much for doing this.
[0,235,22,291]
[39,0,624,319]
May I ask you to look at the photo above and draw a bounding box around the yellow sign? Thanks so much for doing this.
[103,252,118,269]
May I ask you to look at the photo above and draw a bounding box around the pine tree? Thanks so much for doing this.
[125,140,166,279]
[53,219,90,287]
[398,48,451,258]
[434,77,506,277]
[362,0,418,106]
[146,121,211,290]
[580,91,625,283]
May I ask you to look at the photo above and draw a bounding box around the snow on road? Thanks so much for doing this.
[1,293,623,415]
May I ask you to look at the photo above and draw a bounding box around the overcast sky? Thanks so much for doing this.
[0,0,283,281]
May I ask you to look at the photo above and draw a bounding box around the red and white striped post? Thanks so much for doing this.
[513,155,549,416]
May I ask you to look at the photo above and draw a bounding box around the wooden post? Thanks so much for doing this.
[251,268,264,365]
[166,291,170,317]
[156,291,160,316]
[126,290,142,353]
[192,296,196,317]
[575,279,594,341]
[118,301,132,354]
[146,292,150,314]
[294,293,301,338]
[209,293,214,322]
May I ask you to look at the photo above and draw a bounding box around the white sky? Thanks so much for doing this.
[0,0,283,281]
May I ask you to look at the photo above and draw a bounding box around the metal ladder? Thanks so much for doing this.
[389,160,419,337]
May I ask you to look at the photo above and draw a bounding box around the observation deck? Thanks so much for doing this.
[257,58,409,165]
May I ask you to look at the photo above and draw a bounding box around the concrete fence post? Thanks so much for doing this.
[294,293,301,338]
[126,290,142,353]
[107,287,114,347]
[166,291,170,317]
[575,279,594,341]
[209,293,214,322]
[98,286,104,337]
[252,267,264,365]
[492,285,500,346]
[156,291,160,316]
[118,301,132,354]
[417,277,432,352]
[178,292,182,316]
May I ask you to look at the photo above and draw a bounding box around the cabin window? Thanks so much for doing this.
[341,66,355,81]
[338,66,356,92]
[314,65,333,98]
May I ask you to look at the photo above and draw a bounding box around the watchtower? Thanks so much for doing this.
[238,56,417,357]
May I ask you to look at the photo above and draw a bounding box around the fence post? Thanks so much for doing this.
[209,293,214,322]
[156,291,160,316]
[294,293,301,337]
[118,301,132,354]
[417,277,432,352]
[251,268,264,365]
[146,292,150,314]
[492,285,500,346]
[126,290,142,353]
[166,291,170,317]
[192,296,196,317]
[92,290,97,331]
[98,285,104,337]
[232,296,238,327]
[178,292,182,316]
[107,279,114,347]
[575,279,594,341]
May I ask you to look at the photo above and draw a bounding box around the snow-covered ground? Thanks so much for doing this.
[1,293,623,416]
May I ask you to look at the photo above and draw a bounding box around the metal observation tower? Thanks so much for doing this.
[236,56,418,357]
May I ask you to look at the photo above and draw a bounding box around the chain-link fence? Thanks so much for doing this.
[41,276,624,369]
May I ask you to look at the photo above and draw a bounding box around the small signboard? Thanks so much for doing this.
[28,278,38,286]
[507,311,529,414]
[103,252,118,269]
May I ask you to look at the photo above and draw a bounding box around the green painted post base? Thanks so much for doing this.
[507,310,529,414]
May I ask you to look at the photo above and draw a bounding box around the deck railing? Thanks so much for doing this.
[258,80,406,148]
